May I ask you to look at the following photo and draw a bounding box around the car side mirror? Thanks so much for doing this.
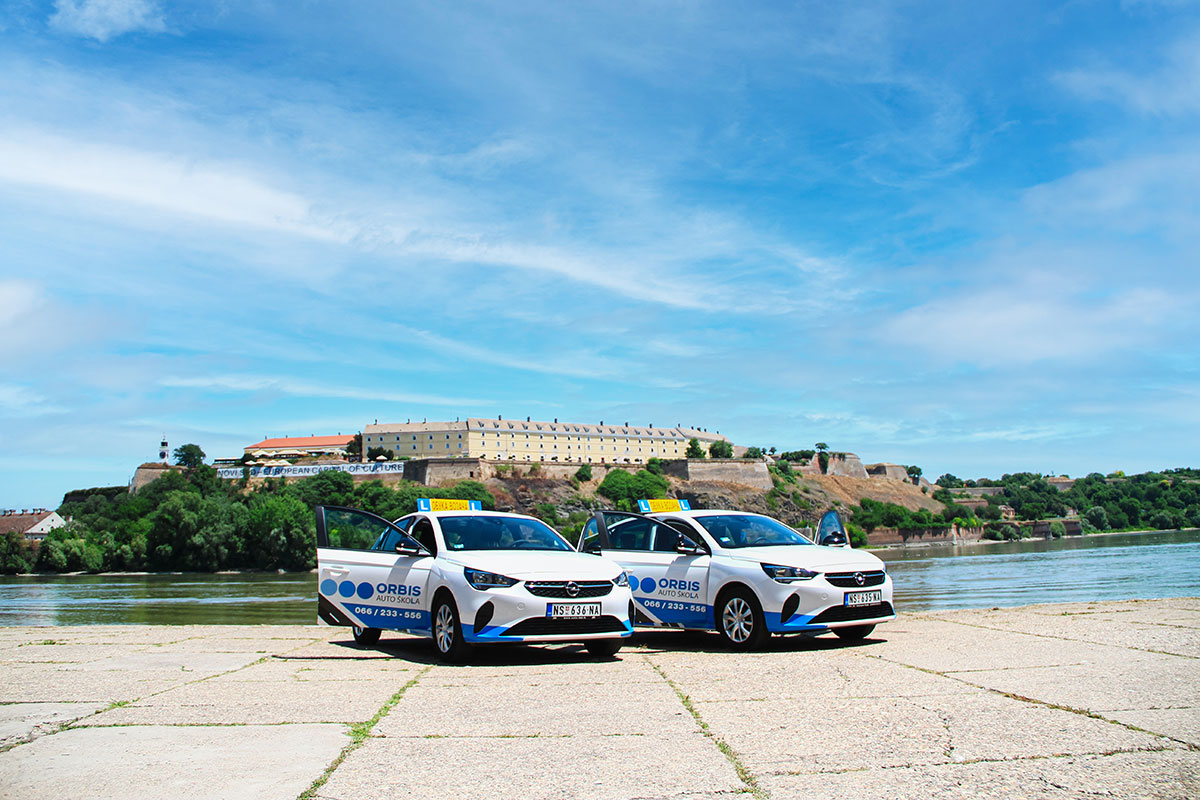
[395,541,425,556]
[675,535,704,555]
[820,533,849,547]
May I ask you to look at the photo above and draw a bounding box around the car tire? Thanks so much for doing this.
[717,589,769,650]
[584,638,623,658]
[432,597,471,663]
[351,625,380,646]
[834,624,875,640]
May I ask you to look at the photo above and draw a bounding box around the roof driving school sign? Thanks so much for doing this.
[216,462,407,480]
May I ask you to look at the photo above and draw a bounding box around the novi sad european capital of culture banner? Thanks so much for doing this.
[215,462,408,479]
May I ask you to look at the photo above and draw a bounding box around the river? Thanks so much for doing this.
[1,530,1197,626]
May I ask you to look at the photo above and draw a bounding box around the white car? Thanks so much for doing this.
[578,504,894,649]
[316,501,634,662]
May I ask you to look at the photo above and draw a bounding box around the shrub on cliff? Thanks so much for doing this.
[596,469,669,510]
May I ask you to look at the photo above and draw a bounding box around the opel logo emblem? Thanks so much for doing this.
[854,572,865,586]
[566,581,580,597]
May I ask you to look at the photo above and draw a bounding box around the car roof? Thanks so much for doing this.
[649,509,760,519]
[413,509,542,522]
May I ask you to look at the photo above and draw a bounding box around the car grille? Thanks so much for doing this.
[809,602,895,624]
[524,580,613,598]
[824,571,887,588]
[502,616,627,636]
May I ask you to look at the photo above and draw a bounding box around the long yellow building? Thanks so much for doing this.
[362,418,732,464]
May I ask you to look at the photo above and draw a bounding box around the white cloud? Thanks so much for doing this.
[159,374,488,408]
[50,0,165,42]
[1057,29,1200,115]
[0,128,342,241]
[884,285,1179,368]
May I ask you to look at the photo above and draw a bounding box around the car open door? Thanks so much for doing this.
[316,505,435,632]
[581,510,711,628]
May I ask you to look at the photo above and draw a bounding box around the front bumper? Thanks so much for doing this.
[760,574,896,633]
[459,582,634,643]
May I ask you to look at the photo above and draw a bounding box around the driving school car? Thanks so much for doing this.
[578,500,894,649]
[316,499,633,662]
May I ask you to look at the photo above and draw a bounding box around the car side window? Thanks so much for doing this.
[411,517,437,555]
[374,517,414,552]
[605,514,657,551]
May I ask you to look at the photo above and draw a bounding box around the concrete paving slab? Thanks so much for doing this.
[648,649,979,702]
[318,733,742,800]
[868,617,1125,672]
[0,664,192,702]
[376,679,691,737]
[0,702,106,748]
[948,650,1200,713]
[694,690,1171,776]
[423,654,665,686]
[74,677,402,726]
[1103,707,1200,747]
[143,636,319,655]
[760,749,1200,800]
[0,642,133,664]
[60,650,263,675]
[213,656,421,683]
[0,723,347,800]
[936,607,1200,657]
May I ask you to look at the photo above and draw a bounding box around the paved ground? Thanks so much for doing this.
[1,598,1197,800]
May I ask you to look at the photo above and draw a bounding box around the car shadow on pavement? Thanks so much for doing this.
[311,633,633,666]
[630,629,887,654]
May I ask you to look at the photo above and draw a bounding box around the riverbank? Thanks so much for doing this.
[1,598,1197,799]
[872,525,1200,551]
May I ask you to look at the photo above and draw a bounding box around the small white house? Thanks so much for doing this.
[0,510,68,541]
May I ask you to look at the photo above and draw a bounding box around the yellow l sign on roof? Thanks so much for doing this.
[637,498,692,513]
[417,498,483,511]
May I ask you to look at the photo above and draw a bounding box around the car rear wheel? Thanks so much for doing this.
[717,589,769,650]
[433,597,471,663]
[834,624,875,640]
[351,625,380,646]
[584,638,622,658]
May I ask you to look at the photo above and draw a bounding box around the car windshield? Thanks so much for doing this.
[438,515,573,552]
[694,514,814,549]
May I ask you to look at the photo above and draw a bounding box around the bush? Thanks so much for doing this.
[847,523,868,548]
[1049,521,1066,539]
[744,447,764,459]
[365,446,395,461]
[644,458,663,475]
[574,464,593,482]
[1149,510,1177,530]
[596,469,669,509]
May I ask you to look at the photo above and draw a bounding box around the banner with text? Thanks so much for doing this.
[216,462,408,480]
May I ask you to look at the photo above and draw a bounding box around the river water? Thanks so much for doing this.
[1,530,1197,626]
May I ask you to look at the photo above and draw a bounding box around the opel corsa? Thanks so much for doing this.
[317,500,633,662]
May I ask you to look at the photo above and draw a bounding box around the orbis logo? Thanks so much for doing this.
[321,580,421,600]
[376,583,421,597]
[628,576,701,594]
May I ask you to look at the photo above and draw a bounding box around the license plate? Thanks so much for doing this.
[844,590,882,607]
[546,602,601,619]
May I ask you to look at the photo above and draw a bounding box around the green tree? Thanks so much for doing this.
[906,465,923,483]
[815,442,828,453]
[1049,521,1066,539]
[173,443,206,469]
[0,531,33,574]
[345,433,362,459]
[366,446,394,461]
[936,473,962,488]
[744,446,764,459]
[644,458,663,475]
[1084,506,1110,531]
[709,439,734,459]
[685,438,705,458]
[596,469,669,509]
[574,463,593,482]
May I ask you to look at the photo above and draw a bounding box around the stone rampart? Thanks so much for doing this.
[826,453,869,479]
[661,459,772,490]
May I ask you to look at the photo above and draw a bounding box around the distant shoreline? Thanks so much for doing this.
[872,526,1200,551]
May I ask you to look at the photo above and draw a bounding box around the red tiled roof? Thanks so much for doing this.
[0,511,54,534]
[245,435,355,450]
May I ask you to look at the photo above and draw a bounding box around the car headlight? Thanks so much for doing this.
[761,563,819,582]
[613,572,629,587]
[464,568,519,590]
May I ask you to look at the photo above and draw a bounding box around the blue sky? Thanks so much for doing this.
[2,1,1198,507]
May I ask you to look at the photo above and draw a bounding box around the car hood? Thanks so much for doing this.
[441,550,623,580]
[721,545,885,573]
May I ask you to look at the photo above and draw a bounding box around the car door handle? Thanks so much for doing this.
[324,567,350,576]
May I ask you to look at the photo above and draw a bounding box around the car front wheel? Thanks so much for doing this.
[717,589,769,650]
[432,597,471,663]
[351,625,380,646]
